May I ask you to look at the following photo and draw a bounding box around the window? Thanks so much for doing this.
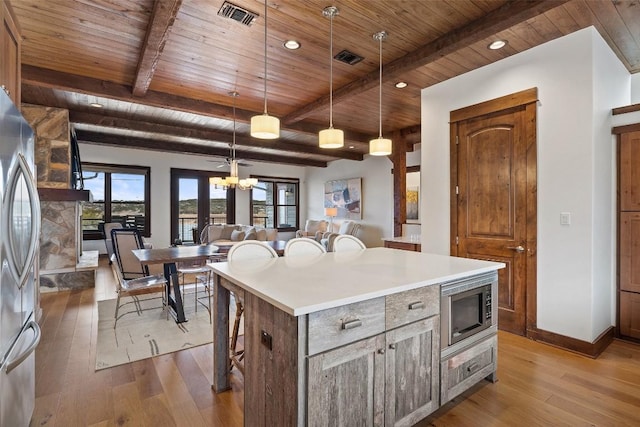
[81,163,151,239]
[251,177,299,231]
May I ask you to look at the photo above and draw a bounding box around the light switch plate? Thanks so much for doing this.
[560,212,571,225]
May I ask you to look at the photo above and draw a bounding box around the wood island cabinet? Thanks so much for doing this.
[0,1,21,106]
[617,128,640,340]
[244,282,440,426]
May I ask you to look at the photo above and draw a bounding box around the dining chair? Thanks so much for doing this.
[111,228,149,280]
[332,234,367,252]
[103,222,123,264]
[178,259,212,323]
[226,241,279,374]
[110,254,167,328]
[284,237,327,256]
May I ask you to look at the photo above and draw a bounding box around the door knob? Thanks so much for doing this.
[506,245,525,253]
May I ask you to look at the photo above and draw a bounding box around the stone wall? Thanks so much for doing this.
[21,104,70,188]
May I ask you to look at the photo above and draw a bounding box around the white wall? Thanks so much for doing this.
[632,73,640,103]
[421,27,630,342]
[304,156,394,247]
[80,144,307,252]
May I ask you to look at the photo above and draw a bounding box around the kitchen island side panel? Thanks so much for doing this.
[244,292,299,426]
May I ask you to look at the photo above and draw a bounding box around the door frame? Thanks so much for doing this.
[170,168,236,244]
[449,87,538,334]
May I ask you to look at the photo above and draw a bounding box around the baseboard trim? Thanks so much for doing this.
[526,326,615,359]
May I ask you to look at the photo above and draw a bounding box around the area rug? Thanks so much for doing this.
[95,295,239,370]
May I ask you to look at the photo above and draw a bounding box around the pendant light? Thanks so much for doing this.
[211,92,258,190]
[369,31,392,156]
[319,6,344,149]
[250,0,280,139]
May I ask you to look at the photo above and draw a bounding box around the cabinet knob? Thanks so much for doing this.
[389,343,396,350]
[377,348,385,355]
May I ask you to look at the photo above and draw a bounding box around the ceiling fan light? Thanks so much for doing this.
[246,177,259,186]
[319,127,344,149]
[250,114,280,139]
[369,137,392,156]
[226,175,239,185]
[210,176,223,185]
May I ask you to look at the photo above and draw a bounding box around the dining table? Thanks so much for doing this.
[132,243,219,323]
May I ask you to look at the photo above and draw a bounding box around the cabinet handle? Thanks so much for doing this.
[506,245,525,253]
[377,348,385,354]
[408,301,425,310]
[389,343,396,350]
[466,362,478,373]
[341,319,362,330]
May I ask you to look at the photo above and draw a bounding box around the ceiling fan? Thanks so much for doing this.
[207,157,252,168]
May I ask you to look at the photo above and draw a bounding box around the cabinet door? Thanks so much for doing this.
[620,212,640,293]
[620,291,640,339]
[384,316,440,427]
[621,131,640,211]
[308,334,385,427]
[1,2,21,106]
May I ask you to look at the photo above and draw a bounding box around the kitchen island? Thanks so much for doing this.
[209,247,503,426]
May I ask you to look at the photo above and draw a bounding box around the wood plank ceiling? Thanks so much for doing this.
[11,0,640,167]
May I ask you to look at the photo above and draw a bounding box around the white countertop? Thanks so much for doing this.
[209,247,504,316]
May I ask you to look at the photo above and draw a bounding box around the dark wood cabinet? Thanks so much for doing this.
[617,128,640,341]
[0,1,21,106]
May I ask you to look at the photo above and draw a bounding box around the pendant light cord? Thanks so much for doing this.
[378,35,382,138]
[263,1,268,115]
[329,12,334,129]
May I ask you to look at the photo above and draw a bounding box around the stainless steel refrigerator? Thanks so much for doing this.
[0,89,41,426]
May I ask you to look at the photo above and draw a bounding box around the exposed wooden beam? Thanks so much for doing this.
[390,130,407,237]
[21,66,374,143]
[69,111,364,161]
[132,0,182,96]
[282,0,569,124]
[74,130,329,168]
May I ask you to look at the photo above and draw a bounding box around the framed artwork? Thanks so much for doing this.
[407,186,419,221]
[324,178,361,220]
[406,170,420,223]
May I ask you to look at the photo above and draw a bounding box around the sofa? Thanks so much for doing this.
[200,224,277,245]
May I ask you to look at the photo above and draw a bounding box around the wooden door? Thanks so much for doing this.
[620,131,640,211]
[384,317,439,427]
[451,89,537,336]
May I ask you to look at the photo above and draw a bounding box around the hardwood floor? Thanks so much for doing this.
[32,256,640,426]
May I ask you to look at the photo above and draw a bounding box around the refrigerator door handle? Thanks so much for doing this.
[4,321,41,374]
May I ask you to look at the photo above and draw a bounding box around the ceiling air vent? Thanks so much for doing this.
[218,1,258,27]
[334,49,364,65]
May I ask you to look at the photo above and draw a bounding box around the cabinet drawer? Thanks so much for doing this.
[441,334,497,404]
[307,297,385,355]
[386,285,439,330]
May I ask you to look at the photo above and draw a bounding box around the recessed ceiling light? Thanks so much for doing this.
[90,102,103,108]
[284,40,300,50]
[488,40,507,50]
[395,81,408,89]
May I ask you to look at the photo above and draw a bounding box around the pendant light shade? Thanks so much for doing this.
[319,128,344,149]
[369,137,392,155]
[370,31,392,156]
[250,0,279,139]
[250,114,280,139]
[319,6,343,149]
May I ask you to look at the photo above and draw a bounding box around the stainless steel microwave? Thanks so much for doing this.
[441,272,497,351]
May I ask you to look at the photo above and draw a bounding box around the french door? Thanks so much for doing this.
[170,169,235,244]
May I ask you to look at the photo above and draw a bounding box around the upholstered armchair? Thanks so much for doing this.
[295,219,329,242]
[320,221,367,251]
